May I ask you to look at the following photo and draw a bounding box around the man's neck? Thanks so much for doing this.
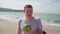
[26,16,33,20]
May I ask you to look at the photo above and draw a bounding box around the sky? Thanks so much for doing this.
[0,0,60,13]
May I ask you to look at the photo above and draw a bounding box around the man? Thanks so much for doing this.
[17,4,42,34]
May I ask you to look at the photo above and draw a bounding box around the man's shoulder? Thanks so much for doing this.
[19,17,25,21]
[34,17,41,20]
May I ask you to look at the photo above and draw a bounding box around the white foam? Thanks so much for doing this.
[0,15,20,22]
[42,19,60,30]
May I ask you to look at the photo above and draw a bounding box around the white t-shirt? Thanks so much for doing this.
[18,17,42,34]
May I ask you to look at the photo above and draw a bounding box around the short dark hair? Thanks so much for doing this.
[24,4,33,9]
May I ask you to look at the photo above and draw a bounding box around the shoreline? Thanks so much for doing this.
[0,18,60,30]
[42,19,60,30]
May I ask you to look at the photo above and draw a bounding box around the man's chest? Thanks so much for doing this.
[20,20,38,31]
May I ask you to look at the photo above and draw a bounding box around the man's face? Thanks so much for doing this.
[24,8,33,17]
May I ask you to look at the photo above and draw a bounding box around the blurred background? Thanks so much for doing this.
[0,0,60,34]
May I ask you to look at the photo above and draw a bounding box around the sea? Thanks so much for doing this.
[0,11,60,21]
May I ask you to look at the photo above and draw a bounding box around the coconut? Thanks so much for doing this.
[23,25,32,32]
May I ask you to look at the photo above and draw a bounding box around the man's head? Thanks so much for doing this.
[24,4,33,17]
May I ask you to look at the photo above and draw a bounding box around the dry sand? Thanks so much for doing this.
[0,20,60,34]
[0,20,17,34]
[43,28,60,34]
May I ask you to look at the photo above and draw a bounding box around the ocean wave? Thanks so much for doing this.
[42,23,60,30]
[42,19,60,30]
[0,15,20,22]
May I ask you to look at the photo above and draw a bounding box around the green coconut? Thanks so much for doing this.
[23,25,31,32]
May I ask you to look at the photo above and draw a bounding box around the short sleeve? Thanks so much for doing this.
[17,20,22,29]
[37,19,42,29]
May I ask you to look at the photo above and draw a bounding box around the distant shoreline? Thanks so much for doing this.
[0,7,23,12]
[0,11,23,12]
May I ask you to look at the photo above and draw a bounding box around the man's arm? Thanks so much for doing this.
[17,20,22,34]
[17,28,21,34]
[37,19,42,34]
[38,28,42,34]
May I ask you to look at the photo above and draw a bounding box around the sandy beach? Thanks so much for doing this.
[0,20,17,34]
[0,19,60,34]
[44,28,60,34]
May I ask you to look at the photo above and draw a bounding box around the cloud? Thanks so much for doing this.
[0,0,39,10]
[33,0,60,13]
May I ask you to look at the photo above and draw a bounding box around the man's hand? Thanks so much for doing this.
[38,28,42,34]
[17,28,21,34]
[30,29,37,34]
